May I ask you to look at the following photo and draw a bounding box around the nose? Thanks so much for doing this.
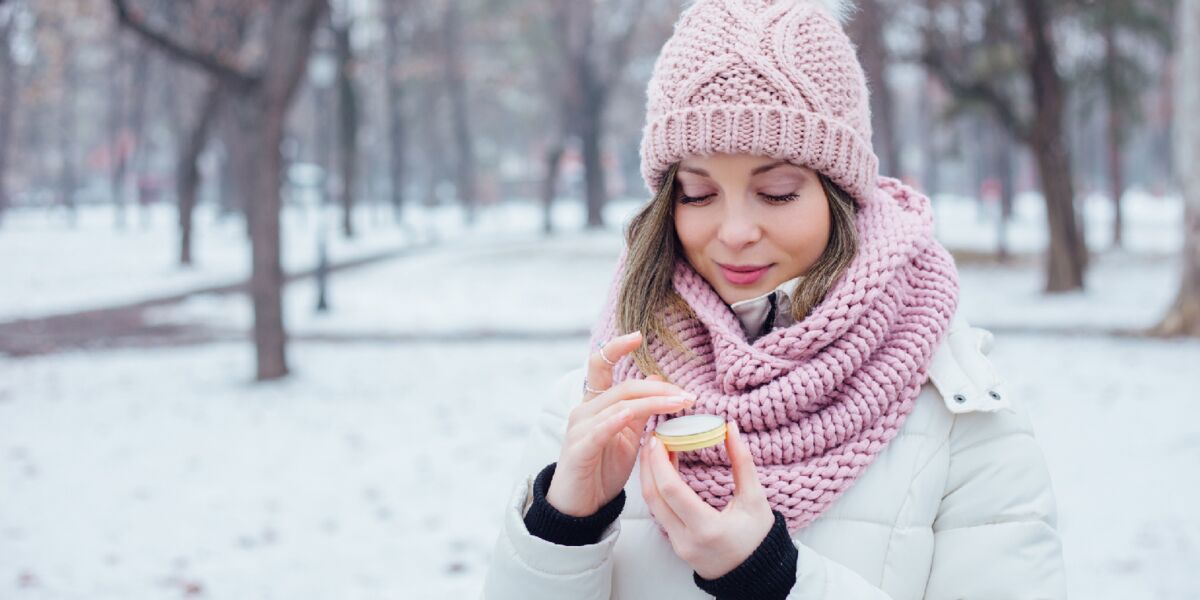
[715,200,762,251]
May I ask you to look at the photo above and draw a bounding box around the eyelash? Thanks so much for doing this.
[677,193,799,204]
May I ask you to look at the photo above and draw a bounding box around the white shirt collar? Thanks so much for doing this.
[728,274,804,341]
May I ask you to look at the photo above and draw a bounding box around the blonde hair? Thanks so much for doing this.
[616,162,860,377]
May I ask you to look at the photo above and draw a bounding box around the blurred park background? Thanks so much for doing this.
[0,0,1197,598]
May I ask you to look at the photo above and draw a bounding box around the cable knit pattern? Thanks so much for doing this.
[639,0,877,206]
[588,178,960,532]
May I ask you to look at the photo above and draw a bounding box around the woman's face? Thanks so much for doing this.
[672,153,831,305]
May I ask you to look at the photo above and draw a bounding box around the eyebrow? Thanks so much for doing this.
[678,160,797,177]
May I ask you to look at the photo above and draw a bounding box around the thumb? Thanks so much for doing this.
[726,421,764,502]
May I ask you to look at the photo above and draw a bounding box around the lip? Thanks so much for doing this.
[716,262,773,285]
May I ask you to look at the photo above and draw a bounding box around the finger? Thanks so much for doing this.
[571,394,691,459]
[574,405,635,458]
[590,394,694,427]
[646,435,717,526]
[576,379,693,421]
[584,331,643,402]
[639,439,686,533]
[725,421,765,503]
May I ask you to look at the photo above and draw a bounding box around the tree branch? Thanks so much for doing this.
[599,0,647,95]
[111,0,258,92]
[920,46,1030,143]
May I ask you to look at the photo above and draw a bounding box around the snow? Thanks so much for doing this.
[0,340,581,599]
[995,334,1200,599]
[0,203,407,322]
[1,326,1197,598]
[1,192,1197,598]
[0,198,635,323]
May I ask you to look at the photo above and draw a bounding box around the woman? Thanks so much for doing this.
[483,0,1066,598]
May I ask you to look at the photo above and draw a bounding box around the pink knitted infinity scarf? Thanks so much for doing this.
[588,177,960,532]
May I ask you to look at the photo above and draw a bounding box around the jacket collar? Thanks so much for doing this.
[728,274,805,342]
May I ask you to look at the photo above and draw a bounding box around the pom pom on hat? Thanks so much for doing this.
[805,0,857,24]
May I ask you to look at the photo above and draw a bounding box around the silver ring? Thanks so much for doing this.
[595,339,618,366]
[583,376,609,395]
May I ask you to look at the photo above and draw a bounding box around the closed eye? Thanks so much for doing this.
[678,194,714,205]
[677,193,799,204]
[761,193,800,203]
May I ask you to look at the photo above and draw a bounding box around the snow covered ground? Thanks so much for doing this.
[1,315,1198,599]
[0,198,635,323]
[1,192,1198,599]
[146,223,1179,338]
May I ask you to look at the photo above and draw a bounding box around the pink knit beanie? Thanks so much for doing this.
[639,0,877,206]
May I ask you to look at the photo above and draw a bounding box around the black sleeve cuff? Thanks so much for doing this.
[693,510,798,600]
[522,461,626,546]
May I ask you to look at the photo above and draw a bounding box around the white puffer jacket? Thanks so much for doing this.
[482,311,1067,599]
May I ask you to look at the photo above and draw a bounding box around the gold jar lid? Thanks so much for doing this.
[653,414,727,452]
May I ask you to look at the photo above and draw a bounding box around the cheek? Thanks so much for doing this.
[772,198,831,258]
[673,210,708,254]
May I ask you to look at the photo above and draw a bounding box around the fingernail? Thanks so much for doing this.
[649,436,659,449]
[622,330,642,340]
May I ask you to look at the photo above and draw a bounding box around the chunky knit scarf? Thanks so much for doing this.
[587,177,960,532]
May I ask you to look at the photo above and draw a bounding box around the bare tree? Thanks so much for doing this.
[544,0,646,229]
[115,0,329,380]
[382,0,411,225]
[177,81,224,266]
[1075,0,1173,249]
[847,0,901,177]
[106,30,130,228]
[921,0,1088,292]
[333,10,359,238]
[441,0,478,225]
[0,3,19,226]
[1153,0,1200,336]
[56,19,78,226]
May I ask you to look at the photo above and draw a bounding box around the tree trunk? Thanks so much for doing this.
[128,44,152,229]
[920,74,942,196]
[1103,15,1124,248]
[0,13,16,226]
[178,83,224,266]
[335,22,359,238]
[579,98,606,229]
[577,34,607,230]
[235,99,288,380]
[997,127,1015,261]
[1020,0,1086,292]
[383,1,407,225]
[109,32,129,229]
[248,0,327,380]
[59,35,78,226]
[1106,106,1124,248]
[1154,0,1200,336]
[541,139,565,235]
[848,0,900,176]
[116,0,327,380]
[442,1,477,225]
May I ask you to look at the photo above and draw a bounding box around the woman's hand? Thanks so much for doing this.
[546,331,697,517]
[639,420,776,580]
